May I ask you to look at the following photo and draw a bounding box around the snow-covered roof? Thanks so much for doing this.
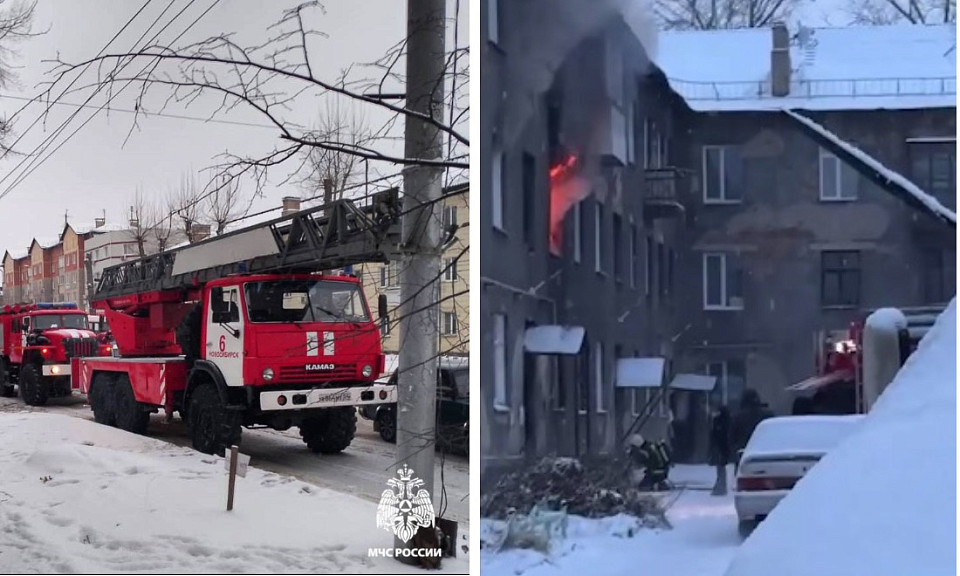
[785,109,957,225]
[725,299,957,576]
[33,236,61,250]
[523,325,586,355]
[656,24,956,112]
[615,358,665,388]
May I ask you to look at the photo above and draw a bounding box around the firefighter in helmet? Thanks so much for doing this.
[627,434,672,491]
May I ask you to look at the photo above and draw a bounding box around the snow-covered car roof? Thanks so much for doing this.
[741,415,864,460]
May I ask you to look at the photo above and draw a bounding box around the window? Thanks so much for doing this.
[625,99,636,164]
[922,248,949,304]
[522,152,536,248]
[706,360,746,407]
[123,244,136,256]
[550,357,565,410]
[645,236,653,297]
[493,314,507,408]
[912,149,956,208]
[703,253,744,310]
[572,202,582,263]
[442,257,458,282]
[245,280,370,323]
[629,222,638,288]
[821,250,860,307]
[613,213,623,280]
[442,312,458,335]
[702,145,744,203]
[594,341,606,412]
[644,119,662,169]
[379,262,399,288]
[487,0,499,44]
[819,149,859,201]
[594,200,604,274]
[492,149,504,231]
[657,240,666,297]
[441,206,458,230]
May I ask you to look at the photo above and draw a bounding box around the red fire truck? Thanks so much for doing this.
[70,193,401,455]
[0,302,112,405]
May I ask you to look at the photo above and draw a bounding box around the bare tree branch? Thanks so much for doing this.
[656,0,799,28]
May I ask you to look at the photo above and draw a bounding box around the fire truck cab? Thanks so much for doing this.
[0,302,111,405]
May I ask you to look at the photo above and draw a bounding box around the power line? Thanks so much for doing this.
[0,0,220,203]
[0,93,277,130]
[0,0,156,163]
[0,0,182,199]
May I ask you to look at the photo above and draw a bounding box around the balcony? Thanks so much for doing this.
[643,167,686,220]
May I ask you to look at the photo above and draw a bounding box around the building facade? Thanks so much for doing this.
[361,183,470,358]
[480,3,684,482]
[480,14,956,481]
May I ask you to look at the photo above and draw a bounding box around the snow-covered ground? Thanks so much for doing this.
[480,465,741,576]
[724,300,957,576]
[0,395,469,525]
[0,413,469,574]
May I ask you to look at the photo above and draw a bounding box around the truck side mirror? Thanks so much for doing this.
[378,294,388,321]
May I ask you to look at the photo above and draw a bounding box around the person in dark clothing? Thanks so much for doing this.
[627,434,672,491]
[731,389,774,454]
[709,404,731,496]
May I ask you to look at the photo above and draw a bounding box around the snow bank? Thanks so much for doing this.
[784,109,957,226]
[0,413,468,574]
[481,465,740,576]
[725,299,956,576]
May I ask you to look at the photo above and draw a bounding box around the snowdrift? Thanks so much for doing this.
[725,300,957,576]
[0,413,468,574]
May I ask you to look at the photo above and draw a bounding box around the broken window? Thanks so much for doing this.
[703,252,744,310]
[613,213,623,280]
[594,200,604,274]
[594,341,606,412]
[493,314,507,407]
[821,250,860,307]
[522,152,536,248]
[819,149,859,201]
[572,202,582,263]
[702,146,743,203]
[492,147,505,231]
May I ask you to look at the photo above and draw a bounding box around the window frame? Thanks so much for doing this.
[594,341,606,413]
[818,149,859,202]
[492,149,505,232]
[703,252,744,311]
[702,145,742,204]
[821,250,861,308]
[493,314,508,409]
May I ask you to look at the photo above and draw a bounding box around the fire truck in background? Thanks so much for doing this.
[789,305,946,414]
[70,193,401,456]
[0,302,112,405]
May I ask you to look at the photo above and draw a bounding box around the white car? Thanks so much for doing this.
[734,414,863,537]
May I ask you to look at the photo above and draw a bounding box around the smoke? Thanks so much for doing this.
[500,0,660,148]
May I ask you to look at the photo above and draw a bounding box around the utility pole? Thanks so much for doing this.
[395,0,446,559]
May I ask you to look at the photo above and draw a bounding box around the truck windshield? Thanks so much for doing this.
[244,280,370,323]
[32,314,89,330]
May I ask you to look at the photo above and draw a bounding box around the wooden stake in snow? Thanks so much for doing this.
[224,445,249,511]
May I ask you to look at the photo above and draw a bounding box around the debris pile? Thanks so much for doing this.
[480,457,669,526]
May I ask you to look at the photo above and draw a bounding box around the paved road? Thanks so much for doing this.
[0,394,470,525]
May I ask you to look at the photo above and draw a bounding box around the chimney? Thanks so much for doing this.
[282,196,301,216]
[771,22,791,97]
[189,223,211,244]
[94,217,106,228]
[128,206,139,229]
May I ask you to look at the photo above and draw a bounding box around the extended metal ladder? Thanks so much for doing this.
[95,189,402,300]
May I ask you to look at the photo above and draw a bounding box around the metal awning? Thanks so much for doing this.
[615,357,665,388]
[668,373,717,392]
[786,370,853,392]
[523,325,585,355]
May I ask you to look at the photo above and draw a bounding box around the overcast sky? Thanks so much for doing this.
[0,0,468,256]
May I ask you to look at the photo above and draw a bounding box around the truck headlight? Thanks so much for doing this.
[262,368,275,381]
[362,365,373,378]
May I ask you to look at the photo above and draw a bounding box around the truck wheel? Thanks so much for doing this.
[18,364,47,406]
[188,383,241,456]
[176,304,203,367]
[114,374,149,435]
[0,361,15,398]
[301,407,357,454]
[89,372,117,426]
[376,408,397,443]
